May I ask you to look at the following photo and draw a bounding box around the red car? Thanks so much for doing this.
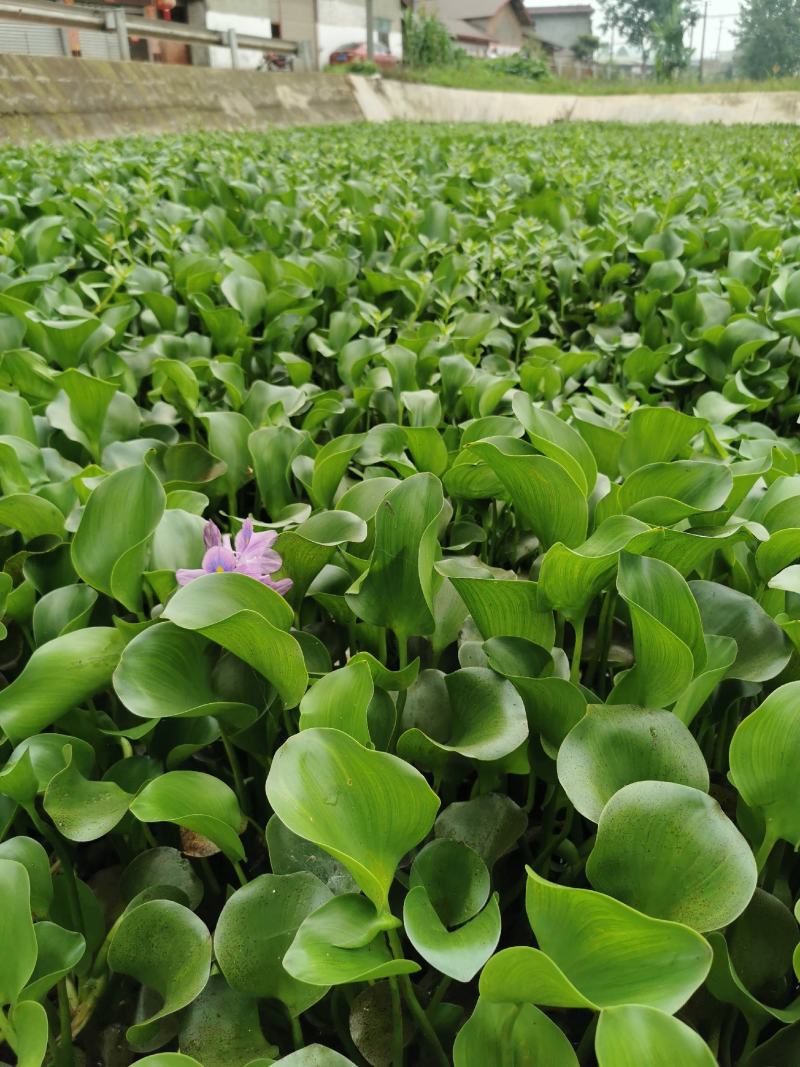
[329,42,398,68]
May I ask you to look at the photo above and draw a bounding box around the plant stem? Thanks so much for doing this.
[0,1006,17,1053]
[221,730,248,815]
[26,804,82,933]
[570,616,585,684]
[58,979,75,1066]
[289,1009,303,1051]
[231,859,248,887]
[386,928,449,1067]
[388,976,404,1067]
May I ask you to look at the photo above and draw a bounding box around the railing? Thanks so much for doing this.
[0,0,304,67]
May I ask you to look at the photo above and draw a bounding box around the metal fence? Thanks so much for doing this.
[0,0,302,66]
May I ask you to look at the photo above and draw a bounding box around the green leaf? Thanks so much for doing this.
[22,922,86,1001]
[729,681,800,862]
[163,572,308,710]
[471,438,588,548]
[72,461,166,612]
[0,493,65,540]
[179,974,278,1067]
[453,998,578,1067]
[0,628,126,743]
[277,510,367,604]
[619,461,732,525]
[586,781,756,931]
[346,472,444,640]
[538,515,648,621]
[114,622,253,721]
[10,999,49,1067]
[43,746,134,842]
[480,868,711,1013]
[557,705,709,822]
[0,858,37,1005]
[299,660,374,747]
[108,898,212,1049]
[435,556,554,647]
[0,837,52,917]
[610,553,704,708]
[595,1005,717,1067]
[214,872,332,1016]
[403,886,501,982]
[121,847,204,910]
[266,728,439,914]
[512,395,597,494]
[620,407,704,475]
[691,580,791,682]
[397,666,528,767]
[283,894,416,986]
[32,584,97,646]
[130,771,243,862]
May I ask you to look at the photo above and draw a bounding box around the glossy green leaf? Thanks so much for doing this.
[453,997,578,1067]
[729,682,800,863]
[610,553,704,708]
[587,781,756,931]
[557,705,709,821]
[346,472,444,640]
[0,858,37,1005]
[480,868,711,1013]
[108,898,212,1049]
[471,438,588,548]
[114,622,252,720]
[130,771,243,861]
[215,872,332,1016]
[299,659,373,746]
[398,666,528,767]
[595,1005,717,1067]
[283,894,416,986]
[0,627,125,742]
[72,461,166,611]
[266,728,439,914]
[164,572,307,709]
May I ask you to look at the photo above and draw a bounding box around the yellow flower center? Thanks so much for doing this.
[216,565,225,573]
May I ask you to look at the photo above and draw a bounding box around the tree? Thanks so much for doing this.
[736,0,800,79]
[599,0,698,67]
[573,33,601,62]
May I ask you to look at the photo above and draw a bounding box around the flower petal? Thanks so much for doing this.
[175,568,207,586]
[203,545,237,573]
[263,576,293,595]
[235,517,254,554]
[203,521,222,549]
[237,529,278,564]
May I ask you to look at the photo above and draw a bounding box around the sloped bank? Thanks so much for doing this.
[2,54,800,142]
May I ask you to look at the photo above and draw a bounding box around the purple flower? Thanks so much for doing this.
[176,517,292,595]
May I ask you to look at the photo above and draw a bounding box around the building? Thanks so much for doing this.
[264,0,403,69]
[525,4,593,51]
[427,0,533,56]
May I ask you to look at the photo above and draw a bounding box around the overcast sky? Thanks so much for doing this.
[539,0,743,55]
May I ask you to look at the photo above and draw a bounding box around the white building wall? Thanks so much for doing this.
[206,10,272,69]
[316,0,402,66]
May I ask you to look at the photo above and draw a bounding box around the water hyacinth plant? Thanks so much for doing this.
[177,518,292,594]
[0,120,799,1066]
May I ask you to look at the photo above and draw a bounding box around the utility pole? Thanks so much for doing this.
[366,0,374,59]
[715,16,724,59]
[698,1,708,82]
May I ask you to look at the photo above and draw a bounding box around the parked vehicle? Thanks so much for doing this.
[328,42,398,68]
[258,51,295,72]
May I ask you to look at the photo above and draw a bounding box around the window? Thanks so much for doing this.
[271,21,281,39]
[375,17,391,50]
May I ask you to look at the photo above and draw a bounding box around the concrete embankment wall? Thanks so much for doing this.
[352,76,800,127]
[2,55,800,142]
[0,55,362,141]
